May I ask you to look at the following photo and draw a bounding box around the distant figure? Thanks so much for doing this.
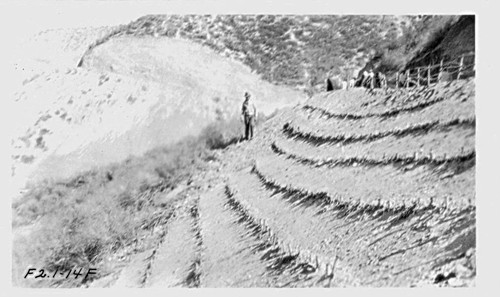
[241,92,257,141]
[361,70,369,88]
[348,78,355,89]
[341,80,348,90]
[368,69,375,90]
[326,78,334,92]
[398,71,406,88]
[439,71,452,82]
[378,72,387,89]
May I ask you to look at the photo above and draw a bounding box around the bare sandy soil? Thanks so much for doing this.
[11,30,305,190]
[11,25,475,288]
[85,79,475,288]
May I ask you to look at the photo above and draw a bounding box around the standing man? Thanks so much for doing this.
[241,92,257,141]
[348,77,356,89]
[368,69,375,90]
[326,78,334,92]
[399,71,407,88]
[361,70,369,88]
[378,72,387,89]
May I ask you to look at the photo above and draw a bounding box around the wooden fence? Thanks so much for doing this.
[388,53,475,89]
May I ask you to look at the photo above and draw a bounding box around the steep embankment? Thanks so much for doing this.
[88,79,475,288]
[12,31,305,187]
[405,15,475,70]
[359,15,474,82]
[12,27,119,79]
[12,16,475,288]
[79,15,429,91]
[223,80,475,287]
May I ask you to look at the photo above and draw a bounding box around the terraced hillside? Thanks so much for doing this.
[89,78,475,288]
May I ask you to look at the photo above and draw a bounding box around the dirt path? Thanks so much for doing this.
[144,199,201,287]
[109,194,200,288]
[226,166,357,285]
[91,79,475,288]
[197,182,271,287]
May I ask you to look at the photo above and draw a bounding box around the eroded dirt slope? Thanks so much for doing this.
[91,79,475,288]
[11,33,305,188]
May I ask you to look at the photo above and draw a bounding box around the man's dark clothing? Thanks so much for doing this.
[242,99,256,140]
[244,114,255,140]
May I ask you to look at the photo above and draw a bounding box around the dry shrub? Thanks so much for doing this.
[199,116,244,150]
[13,115,255,286]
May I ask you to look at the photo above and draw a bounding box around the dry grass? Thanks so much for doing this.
[12,117,250,287]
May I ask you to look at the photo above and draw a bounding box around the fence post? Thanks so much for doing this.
[438,59,443,81]
[417,68,420,87]
[457,55,464,80]
[396,73,399,89]
[406,69,410,89]
[427,64,431,86]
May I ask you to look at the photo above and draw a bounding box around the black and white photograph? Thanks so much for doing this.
[4,0,495,292]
